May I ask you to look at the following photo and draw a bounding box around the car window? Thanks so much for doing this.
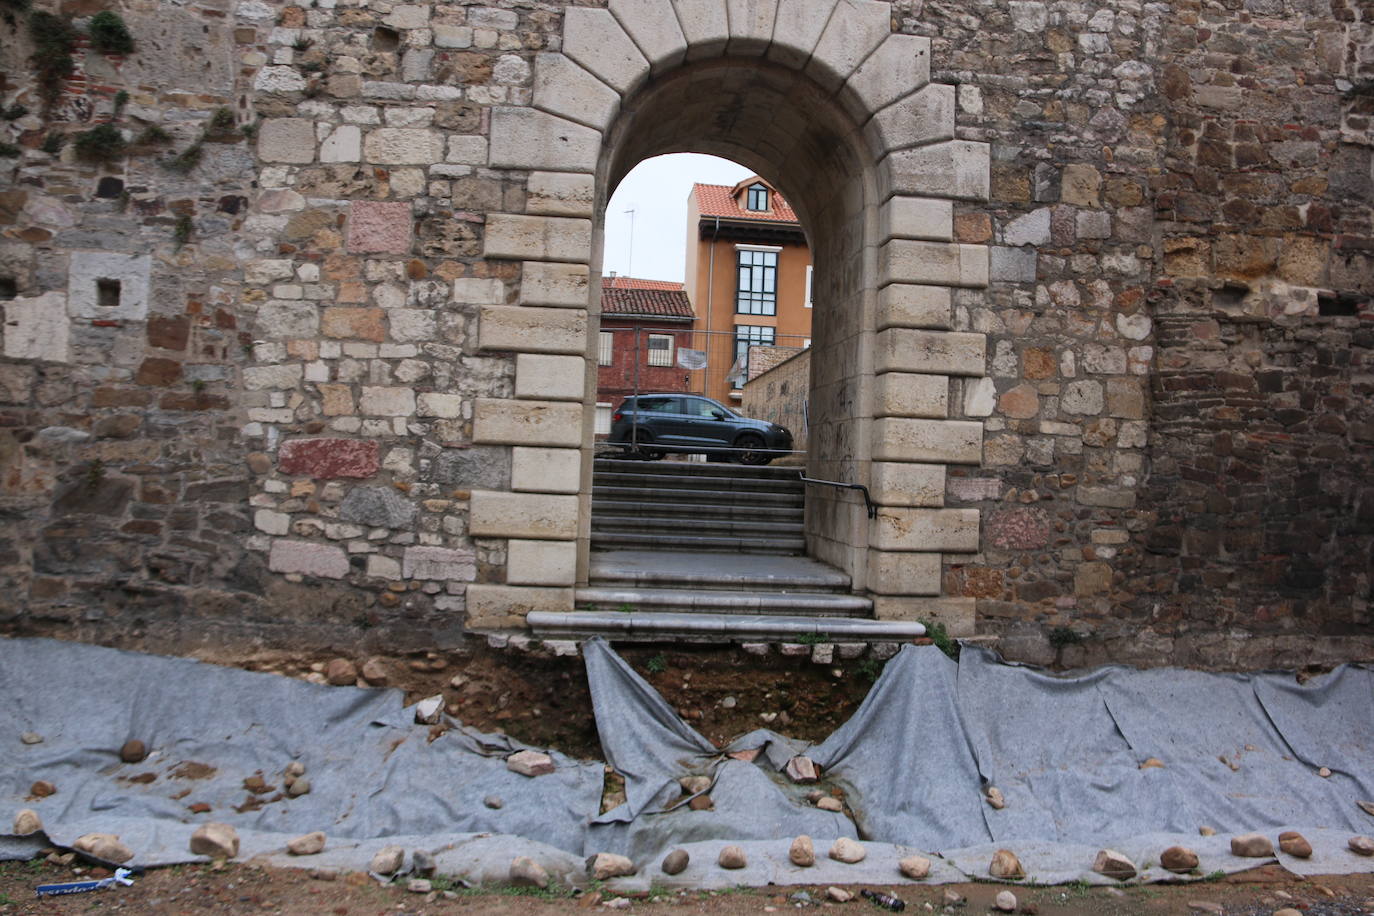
[683,398,723,418]
[636,396,678,413]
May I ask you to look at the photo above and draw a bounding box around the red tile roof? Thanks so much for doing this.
[693,178,799,224]
[604,277,685,291]
[601,277,695,319]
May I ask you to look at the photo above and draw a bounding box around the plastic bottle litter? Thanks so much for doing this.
[35,868,135,897]
[860,888,906,911]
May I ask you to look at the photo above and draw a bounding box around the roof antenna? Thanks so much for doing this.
[623,207,636,278]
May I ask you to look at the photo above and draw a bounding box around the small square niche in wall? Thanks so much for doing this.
[96,278,122,308]
[1318,292,1363,317]
[67,251,151,321]
[0,277,16,300]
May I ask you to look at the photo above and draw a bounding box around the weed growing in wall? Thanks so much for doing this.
[87,11,134,55]
[173,214,193,249]
[162,142,202,174]
[28,11,77,108]
[1048,627,1083,650]
[40,133,63,154]
[208,107,235,132]
[73,123,126,163]
[0,142,20,158]
[135,124,170,146]
[922,620,960,661]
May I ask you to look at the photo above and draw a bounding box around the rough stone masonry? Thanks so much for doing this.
[0,0,1369,667]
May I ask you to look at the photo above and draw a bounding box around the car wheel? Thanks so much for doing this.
[735,433,771,465]
[631,434,663,461]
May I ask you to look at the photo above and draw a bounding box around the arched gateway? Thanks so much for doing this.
[467,0,992,635]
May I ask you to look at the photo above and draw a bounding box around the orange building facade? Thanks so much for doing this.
[683,178,813,406]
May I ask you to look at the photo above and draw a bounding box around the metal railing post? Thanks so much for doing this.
[630,324,641,449]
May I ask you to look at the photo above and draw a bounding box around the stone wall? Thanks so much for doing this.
[740,346,808,464]
[0,0,1370,665]
[893,0,1374,664]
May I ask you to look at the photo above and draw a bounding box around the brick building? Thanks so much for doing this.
[595,276,695,433]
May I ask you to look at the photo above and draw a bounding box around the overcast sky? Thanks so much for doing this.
[602,153,753,284]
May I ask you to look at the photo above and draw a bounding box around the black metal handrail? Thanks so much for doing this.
[797,475,877,519]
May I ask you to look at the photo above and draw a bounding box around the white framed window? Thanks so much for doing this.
[594,401,613,435]
[646,333,673,367]
[598,331,613,366]
[805,264,813,308]
[803,338,811,348]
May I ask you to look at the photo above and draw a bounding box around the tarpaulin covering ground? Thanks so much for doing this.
[3,635,1373,889]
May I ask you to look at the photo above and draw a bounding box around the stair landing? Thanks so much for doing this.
[588,549,851,592]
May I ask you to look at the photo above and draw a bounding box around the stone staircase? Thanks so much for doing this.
[526,458,926,642]
[590,458,807,554]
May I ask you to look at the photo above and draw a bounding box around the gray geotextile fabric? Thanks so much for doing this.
[808,643,987,849]
[4,634,1374,887]
[579,639,1374,883]
[582,638,851,861]
[0,637,601,866]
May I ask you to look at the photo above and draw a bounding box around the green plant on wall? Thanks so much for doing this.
[921,620,960,661]
[0,141,20,158]
[173,214,193,249]
[73,123,126,163]
[162,141,202,174]
[208,107,235,132]
[135,124,170,146]
[87,11,134,55]
[28,11,77,108]
[40,133,63,154]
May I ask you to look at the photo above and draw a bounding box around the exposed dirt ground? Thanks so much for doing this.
[2,858,1373,915]
[208,641,900,760]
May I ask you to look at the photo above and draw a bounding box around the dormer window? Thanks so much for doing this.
[745,183,769,212]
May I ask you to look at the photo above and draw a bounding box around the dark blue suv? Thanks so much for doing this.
[609,394,793,465]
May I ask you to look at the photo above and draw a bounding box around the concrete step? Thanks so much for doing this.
[576,586,872,617]
[589,532,806,554]
[595,471,803,493]
[529,610,920,642]
[594,458,802,481]
[593,485,803,507]
[592,499,805,522]
[589,549,851,592]
[592,515,803,539]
